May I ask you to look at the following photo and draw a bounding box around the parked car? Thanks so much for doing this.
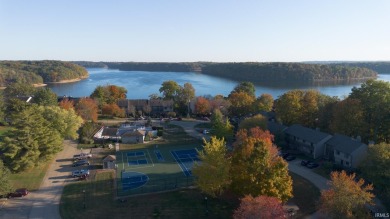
[284,155,296,161]
[280,152,290,159]
[7,188,29,198]
[301,160,310,166]
[73,160,90,167]
[72,169,90,177]
[306,162,319,169]
[73,153,92,160]
[78,174,89,181]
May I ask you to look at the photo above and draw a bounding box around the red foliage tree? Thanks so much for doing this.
[233,195,286,219]
[58,98,75,110]
[102,103,125,117]
[75,98,98,122]
[195,97,211,116]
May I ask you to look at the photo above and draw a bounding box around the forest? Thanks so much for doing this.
[0,61,89,87]
[75,61,379,82]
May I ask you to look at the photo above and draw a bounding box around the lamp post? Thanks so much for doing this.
[83,189,86,209]
[204,196,208,215]
[187,99,190,118]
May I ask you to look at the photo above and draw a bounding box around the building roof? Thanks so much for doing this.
[103,155,116,162]
[102,127,118,137]
[326,134,366,154]
[121,130,146,137]
[267,121,287,135]
[285,124,331,144]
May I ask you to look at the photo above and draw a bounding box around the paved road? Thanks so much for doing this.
[170,120,210,141]
[0,140,79,219]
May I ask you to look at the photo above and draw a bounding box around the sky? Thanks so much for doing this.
[0,0,389,62]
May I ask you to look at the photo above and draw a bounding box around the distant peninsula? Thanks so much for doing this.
[0,60,88,87]
[74,61,380,82]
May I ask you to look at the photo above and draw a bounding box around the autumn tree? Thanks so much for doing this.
[319,171,374,219]
[238,114,267,131]
[210,95,230,115]
[102,103,126,117]
[75,97,98,122]
[195,97,211,116]
[228,92,255,117]
[349,79,390,142]
[233,195,286,219]
[231,82,256,97]
[360,143,390,203]
[159,80,180,100]
[192,137,231,197]
[90,85,127,107]
[254,93,274,112]
[0,160,13,197]
[300,90,320,127]
[329,98,365,137]
[230,127,293,202]
[58,98,75,110]
[211,109,234,141]
[274,90,304,125]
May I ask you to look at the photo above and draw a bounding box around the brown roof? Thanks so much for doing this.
[102,127,118,137]
[103,155,116,161]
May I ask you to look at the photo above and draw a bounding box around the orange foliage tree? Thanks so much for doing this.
[58,98,75,110]
[319,171,374,219]
[195,97,211,116]
[230,127,292,202]
[228,91,255,116]
[75,98,98,122]
[233,195,286,219]
[102,103,125,117]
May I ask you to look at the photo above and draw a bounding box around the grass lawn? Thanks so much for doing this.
[9,162,51,190]
[289,172,321,217]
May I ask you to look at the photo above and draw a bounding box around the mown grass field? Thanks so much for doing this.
[8,162,51,190]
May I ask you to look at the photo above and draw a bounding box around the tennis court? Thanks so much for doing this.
[171,149,200,177]
[121,171,149,191]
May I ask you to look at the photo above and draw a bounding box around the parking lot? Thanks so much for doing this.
[0,140,88,219]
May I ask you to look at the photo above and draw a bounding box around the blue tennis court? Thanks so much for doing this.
[155,150,164,161]
[171,149,199,176]
[126,150,149,166]
[122,172,149,191]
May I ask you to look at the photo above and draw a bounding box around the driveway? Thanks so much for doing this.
[170,120,210,141]
[0,140,79,219]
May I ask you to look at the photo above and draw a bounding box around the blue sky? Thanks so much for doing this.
[0,0,389,62]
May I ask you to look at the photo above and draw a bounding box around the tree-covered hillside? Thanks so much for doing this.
[75,61,377,82]
[331,62,390,74]
[0,61,88,86]
[201,62,377,82]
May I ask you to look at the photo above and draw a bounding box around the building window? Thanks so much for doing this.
[346,161,349,166]
[336,150,340,155]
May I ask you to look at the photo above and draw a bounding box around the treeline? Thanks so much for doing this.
[201,62,377,82]
[105,62,204,72]
[0,61,89,86]
[75,61,378,82]
[331,62,390,74]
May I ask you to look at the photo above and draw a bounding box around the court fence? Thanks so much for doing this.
[117,174,196,197]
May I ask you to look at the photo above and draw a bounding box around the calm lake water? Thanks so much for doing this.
[47,68,390,99]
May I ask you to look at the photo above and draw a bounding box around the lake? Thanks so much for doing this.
[47,68,390,99]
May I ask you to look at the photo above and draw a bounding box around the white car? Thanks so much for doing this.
[73,153,92,160]
[72,169,90,177]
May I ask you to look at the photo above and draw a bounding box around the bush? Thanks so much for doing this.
[157,130,163,137]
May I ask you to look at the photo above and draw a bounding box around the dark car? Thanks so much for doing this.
[301,160,310,166]
[78,174,89,181]
[73,160,90,167]
[306,162,319,169]
[285,155,296,161]
[8,188,29,198]
[280,152,290,159]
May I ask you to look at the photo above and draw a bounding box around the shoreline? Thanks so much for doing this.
[46,76,88,84]
[0,76,88,90]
